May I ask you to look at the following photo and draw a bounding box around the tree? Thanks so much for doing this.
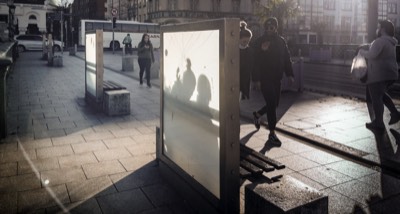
[254,0,299,34]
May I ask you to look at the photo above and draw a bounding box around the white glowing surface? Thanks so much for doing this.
[163,30,220,198]
[85,33,97,97]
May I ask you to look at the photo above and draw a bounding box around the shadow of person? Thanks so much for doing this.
[187,74,220,197]
[258,141,281,155]
[240,130,258,145]
[170,58,196,103]
[360,128,400,213]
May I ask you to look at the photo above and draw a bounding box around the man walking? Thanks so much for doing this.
[252,17,295,145]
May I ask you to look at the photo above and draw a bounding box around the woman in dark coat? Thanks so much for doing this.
[359,20,399,131]
[239,21,254,100]
[137,33,155,88]
[252,17,294,145]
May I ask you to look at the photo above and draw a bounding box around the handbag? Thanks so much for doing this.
[350,52,367,81]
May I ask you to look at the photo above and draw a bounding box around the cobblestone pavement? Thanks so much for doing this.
[0,51,399,213]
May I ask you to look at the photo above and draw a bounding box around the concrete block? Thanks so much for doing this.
[53,56,63,67]
[103,90,130,116]
[69,48,76,56]
[122,56,134,71]
[245,175,328,214]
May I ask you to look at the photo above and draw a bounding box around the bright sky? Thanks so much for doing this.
[50,0,74,6]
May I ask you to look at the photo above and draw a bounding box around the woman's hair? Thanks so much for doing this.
[379,20,395,37]
[240,21,252,39]
[140,33,151,44]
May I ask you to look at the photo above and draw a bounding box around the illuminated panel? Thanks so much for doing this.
[163,30,220,198]
[85,33,97,98]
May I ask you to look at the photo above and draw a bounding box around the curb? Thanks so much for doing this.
[240,112,400,174]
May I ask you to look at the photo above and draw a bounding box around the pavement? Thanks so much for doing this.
[0,50,400,213]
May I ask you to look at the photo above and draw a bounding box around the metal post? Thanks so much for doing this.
[112,0,114,54]
[61,10,63,54]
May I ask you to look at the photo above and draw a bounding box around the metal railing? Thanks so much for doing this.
[0,41,17,139]
[148,10,252,20]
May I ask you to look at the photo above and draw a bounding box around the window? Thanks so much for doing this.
[93,23,103,30]
[104,22,112,30]
[190,0,199,11]
[341,0,352,11]
[340,35,350,44]
[122,24,139,32]
[29,15,37,20]
[323,15,335,29]
[155,0,159,11]
[251,0,258,12]
[309,35,317,44]
[323,0,335,10]
[341,16,351,30]
[388,3,397,14]
[85,22,93,30]
[212,0,221,12]
[232,0,240,13]
[168,0,178,10]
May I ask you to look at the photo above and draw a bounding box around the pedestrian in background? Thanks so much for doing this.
[239,21,254,101]
[252,17,294,145]
[359,20,400,131]
[122,33,132,55]
[137,33,155,88]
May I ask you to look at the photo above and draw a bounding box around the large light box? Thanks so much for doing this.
[85,30,104,103]
[159,19,240,213]
[163,30,220,197]
[85,33,97,97]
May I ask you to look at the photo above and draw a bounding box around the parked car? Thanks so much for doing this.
[15,35,63,53]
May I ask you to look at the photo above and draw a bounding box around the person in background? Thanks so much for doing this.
[239,21,254,101]
[122,33,132,55]
[137,33,155,88]
[252,17,294,146]
[359,20,399,131]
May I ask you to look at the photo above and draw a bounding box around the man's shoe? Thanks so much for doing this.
[389,113,400,125]
[253,112,260,130]
[147,83,152,88]
[366,121,385,131]
[268,133,282,146]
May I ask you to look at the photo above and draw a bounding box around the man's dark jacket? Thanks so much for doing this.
[253,33,294,84]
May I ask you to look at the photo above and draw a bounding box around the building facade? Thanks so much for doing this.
[0,0,48,38]
[289,0,400,44]
[71,0,107,44]
[106,0,135,20]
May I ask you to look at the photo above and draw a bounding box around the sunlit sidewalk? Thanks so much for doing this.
[1,51,400,213]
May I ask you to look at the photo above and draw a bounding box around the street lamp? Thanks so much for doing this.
[7,0,16,41]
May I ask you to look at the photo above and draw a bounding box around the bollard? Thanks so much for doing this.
[69,45,76,56]
[42,34,48,60]
[245,176,328,214]
[47,34,54,66]
[122,55,134,71]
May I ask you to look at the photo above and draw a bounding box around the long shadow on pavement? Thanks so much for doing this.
[357,129,400,213]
